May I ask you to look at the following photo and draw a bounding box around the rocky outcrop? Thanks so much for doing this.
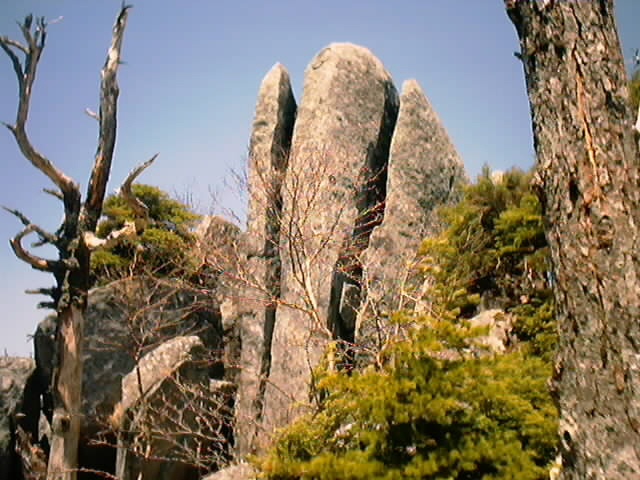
[16,44,470,469]
[115,336,227,480]
[34,277,224,476]
[194,215,242,382]
[357,79,466,349]
[469,309,514,354]
[232,63,296,456]
[261,43,399,439]
[0,357,40,480]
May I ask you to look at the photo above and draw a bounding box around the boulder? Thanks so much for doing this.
[202,462,256,480]
[233,63,296,456]
[194,215,242,277]
[0,357,40,480]
[262,43,399,439]
[468,309,514,354]
[357,79,466,351]
[115,336,231,480]
[34,277,224,476]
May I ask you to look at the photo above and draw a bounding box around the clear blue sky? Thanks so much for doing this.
[1,1,639,356]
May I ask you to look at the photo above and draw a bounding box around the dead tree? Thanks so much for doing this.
[505,1,640,478]
[1,6,156,479]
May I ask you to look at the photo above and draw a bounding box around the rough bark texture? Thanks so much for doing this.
[232,64,296,456]
[261,43,398,441]
[357,79,465,351]
[506,1,640,478]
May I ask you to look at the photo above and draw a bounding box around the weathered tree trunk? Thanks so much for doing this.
[505,1,640,478]
[47,304,86,480]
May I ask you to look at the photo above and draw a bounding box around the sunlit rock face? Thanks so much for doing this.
[356,79,466,352]
[261,42,399,443]
[230,63,296,457]
[232,43,469,455]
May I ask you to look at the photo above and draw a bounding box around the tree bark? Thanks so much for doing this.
[505,1,640,478]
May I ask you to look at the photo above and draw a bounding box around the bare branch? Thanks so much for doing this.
[0,14,80,205]
[2,206,59,246]
[84,108,99,121]
[0,39,24,92]
[83,4,133,230]
[37,301,56,310]
[9,225,58,272]
[43,187,63,201]
[0,37,27,54]
[25,287,57,296]
[119,153,158,219]
[83,221,137,250]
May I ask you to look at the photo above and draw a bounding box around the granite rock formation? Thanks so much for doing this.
[115,336,228,480]
[10,42,469,474]
[229,44,469,454]
[231,63,296,456]
[261,42,399,440]
[34,277,224,477]
[356,79,466,350]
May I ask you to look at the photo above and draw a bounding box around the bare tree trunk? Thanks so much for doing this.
[505,1,640,478]
[48,304,86,480]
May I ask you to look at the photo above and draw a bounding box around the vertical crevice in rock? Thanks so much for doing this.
[233,63,296,456]
[328,84,399,354]
[356,79,467,355]
[261,43,399,440]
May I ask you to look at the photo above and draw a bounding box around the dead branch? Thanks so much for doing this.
[25,287,57,296]
[0,16,80,202]
[9,225,58,271]
[84,108,99,121]
[118,153,158,220]
[83,153,158,250]
[82,5,133,230]
[2,206,59,246]
[42,188,63,201]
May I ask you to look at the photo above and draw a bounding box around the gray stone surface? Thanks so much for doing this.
[119,336,205,412]
[33,276,224,477]
[469,309,514,354]
[35,278,223,435]
[262,43,399,440]
[357,79,466,349]
[233,63,296,456]
[203,463,256,480]
[194,215,243,383]
[115,336,215,480]
[0,357,38,480]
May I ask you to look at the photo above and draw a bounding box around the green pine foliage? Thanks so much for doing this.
[258,166,559,479]
[630,69,640,113]
[91,184,201,284]
[420,167,554,359]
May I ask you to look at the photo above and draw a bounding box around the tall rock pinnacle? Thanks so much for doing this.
[231,63,296,455]
[261,43,399,438]
[357,79,466,349]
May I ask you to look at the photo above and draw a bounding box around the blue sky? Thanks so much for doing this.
[1,1,639,356]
